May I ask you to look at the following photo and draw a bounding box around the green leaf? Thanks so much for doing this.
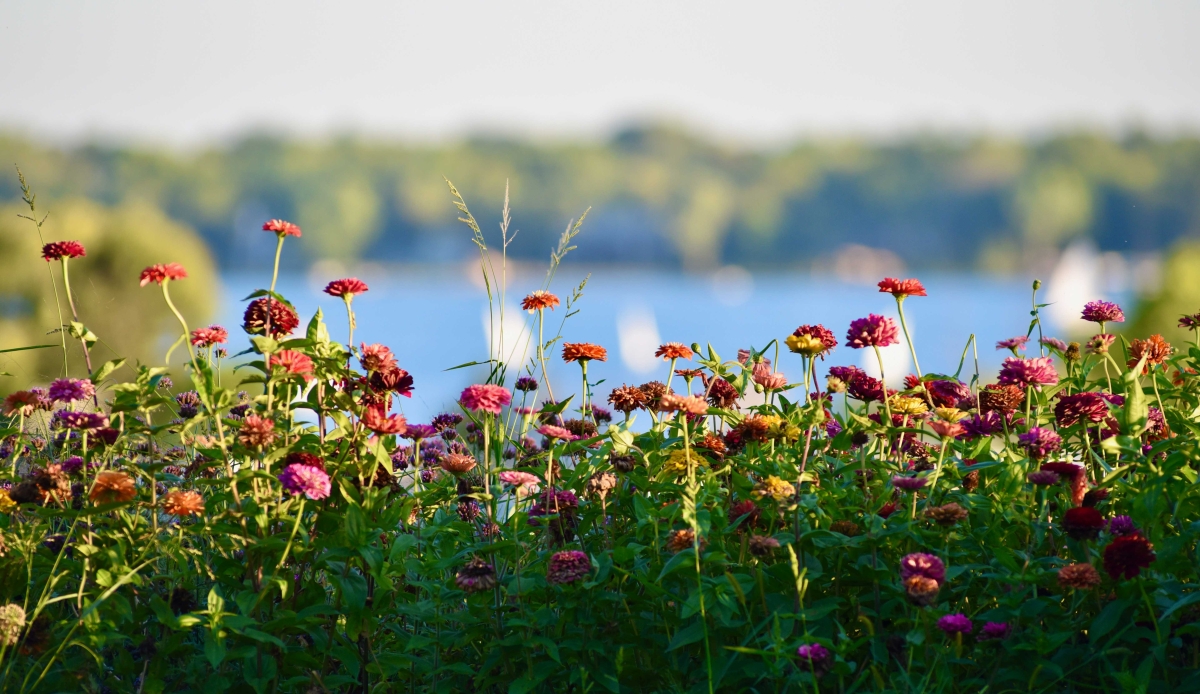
[1090,598,1129,643]
[250,336,279,355]
[667,620,707,651]
[1121,356,1150,437]
[91,358,126,385]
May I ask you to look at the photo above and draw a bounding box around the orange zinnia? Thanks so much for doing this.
[1127,334,1172,373]
[654,342,693,361]
[162,490,205,517]
[562,342,607,363]
[521,290,561,312]
[90,471,137,504]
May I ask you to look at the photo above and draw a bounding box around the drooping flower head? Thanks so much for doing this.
[1018,427,1062,460]
[878,277,927,300]
[562,342,608,363]
[1103,533,1155,580]
[546,550,591,585]
[243,298,300,338]
[521,290,560,312]
[263,219,302,237]
[538,424,578,442]
[139,263,188,286]
[654,342,693,360]
[41,241,86,261]
[190,325,229,347]
[1081,300,1124,325]
[3,390,47,417]
[845,314,899,349]
[402,424,437,440]
[0,604,26,647]
[279,463,331,500]
[892,475,928,492]
[900,553,945,584]
[455,557,497,593]
[751,362,787,391]
[995,335,1029,354]
[1087,333,1116,355]
[1040,337,1069,352]
[460,384,512,415]
[324,277,369,298]
[498,470,541,497]
[1178,313,1200,330]
[997,356,1058,390]
[787,324,838,358]
[936,613,972,635]
[52,410,109,431]
[48,378,95,404]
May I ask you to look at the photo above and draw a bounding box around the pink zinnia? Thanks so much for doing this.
[538,424,578,441]
[268,350,315,381]
[546,550,591,584]
[900,552,945,584]
[42,241,86,261]
[359,343,397,373]
[460,384,512,415]
[845,314,899,349]
[1081,300,1124,325]
[263,219,302,237]
[1054,392,1108,427]
[995,336,1029,353]
[892,475,928,492]
[324,277,369,298]
[278,463,331,500]
[139,263,187,286]
[997,357,1058,390]
[48,378,95,403]
[752,362,788,390]
[190,325,229,347]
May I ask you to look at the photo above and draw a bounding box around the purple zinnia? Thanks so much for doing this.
[48,378,95,404]
[1108,515,1137,536]
[278,463,331,501]
[998,357,1058,390]
[978,622,1011,641]
[900,553,946,584]
[795,642,833,676]
[1081,300,1125,325]
[1018,427,1062,460]
[926,379,972,408]
[960,411,1004,439]
[845,314,899,349]
[546,550,591,585]
[402,424,438,440]
[514,376,538,392]
[825,418,842,438]
[936,613,973,635]
[892,475,928,492]
[52,410,109,431]
[61,456,85,475]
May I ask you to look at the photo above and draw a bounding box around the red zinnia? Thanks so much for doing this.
[263,219,302,237]
[324,278,369,298]
[1062,506,1105,540]
[190,325,229,347]
[243,298,300,338]
[878,278,927,299]
[1103,533,1155,580]
[139,263,188,286]
[41,241,86,261]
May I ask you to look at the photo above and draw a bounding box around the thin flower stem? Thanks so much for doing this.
[872,345,894,461]
[59,259,95,378]
[896,297,922,378]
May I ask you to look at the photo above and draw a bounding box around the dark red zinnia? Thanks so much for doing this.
[1103,532,1155,580]
[324,278,369,298]
[41,241,86,261]
[1062,506,1105,540]
[243,298,300,338]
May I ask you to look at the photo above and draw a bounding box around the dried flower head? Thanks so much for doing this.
[655,342,693,360]
[0,604,25,647]
[562,342,608,363]
[238,414,276,449]
[90,471,137,504]
[521,290,560,312]
[979,384,1024,415]
[608,384,648,414]
[1058,562,1101,590]
[704,376,739,408]
[925,503,968,526]
[263,219,301,237]
[748,534,780,557]
[830,520,860,537]
[137,262,188,288]
[666,528,704,553]
[1087,333,1116,355]
[845,314,899,349]
[878,277,927,299]
[455,557,497,593]
[585,471,618,500]
[162,490,205,517]
[324,277,369,298]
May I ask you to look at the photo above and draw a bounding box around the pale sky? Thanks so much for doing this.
[3,0,1199,145]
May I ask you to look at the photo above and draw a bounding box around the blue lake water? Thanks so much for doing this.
[216,266,1113,424]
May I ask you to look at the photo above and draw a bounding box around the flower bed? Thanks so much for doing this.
[0,181,1198,692]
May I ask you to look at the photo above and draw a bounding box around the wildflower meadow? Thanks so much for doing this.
[0,172,1198,693]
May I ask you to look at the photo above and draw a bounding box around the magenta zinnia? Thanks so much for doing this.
[460,384,511,415]
[324,277,369,298]
[900,553,945,584]
[1081,300,1124,325]
[997,356,1058,390]
[48,378,95,404]
[279,463,331,500]
[845,314,899,349]
[1054,392,1108,427]
[1018,427,1062,460]
[936,613,972,635]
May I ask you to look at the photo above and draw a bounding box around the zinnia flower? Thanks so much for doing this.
[995,336,1029,353]
[546,550,591,584]
[936,613,972,635]
[455,557,497,593]
[521,290,560,312]
[748,534,780,556]
[997,357,1058,390]
[978,622,1011,641]
[1018,427,1062,460]
[1062,506,1105,540]
[878,277,927,299]
[48,378,95,403]
[243,298,300,338]
[279,463,331,500]
[460,384,512,415]
[666,528,702,553]
[750,362,787,391]
[1087,333,1116,354]
[928,420,965,439]
[41,241,86,261]
[4,390,45,416]
[190,325,229,347]
[1081,300,1124,325]
[658,393,709,416]
[979,384,1024,414]
[359,343,397,372]
[892,475,928,492]
[562,342,607,363]
[268,350,314,381]
[162,490,205,517]
[925,503,968,526]
[324,277,368,298]
[786,324,838,358]
[538,424,578,441]
[52,410,109,431]
[440,453,477,475]
[238,414,276,449]
[845,314,899,348]
[1028,470,1059,485]
[1054,392,1108,427]
[90,471,137,504]
[904,575,940,606]
[900,553,946,584]
[1040,337,1068,352]
[499,470,541,497]
[1103,533,1155,580]
[1108,515,1137,536]
[795,642,833,677]
[1041,462,1087,506]
[263,219,301,237]
[1127,334,1172,373]
[655,342,693,360]
[362,404,407,434]
[139,263,187,286]
[608,384,648,414]
[1058,562,1101,590]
